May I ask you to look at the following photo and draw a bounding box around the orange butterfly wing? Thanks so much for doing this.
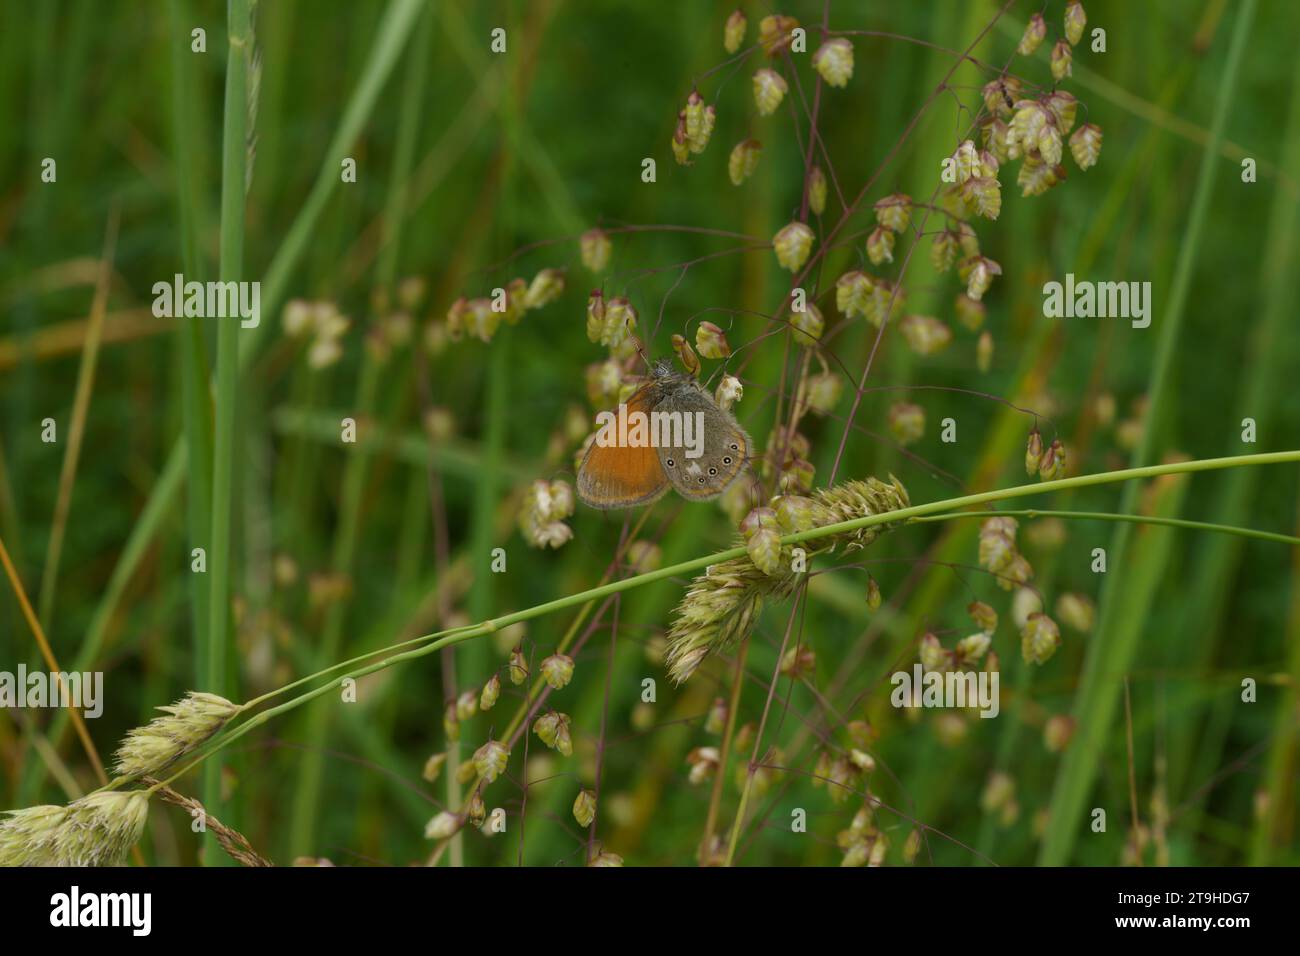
[576,385,670,509]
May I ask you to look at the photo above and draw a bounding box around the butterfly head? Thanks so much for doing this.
[651,358,676,380]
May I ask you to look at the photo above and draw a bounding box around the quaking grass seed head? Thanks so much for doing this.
[791,302,825,346]
[1050,40,1073,82]
[752,68,788,116]
[1070,123,1103,170]
[534,710,573,756]
[727,138,762,186]
[523,268,566,310]
[588,846,624,867]
[714,374,743,411]
[473,740,511,783]
[758,14,799,56]
[519,479,576,549]
[773,221,815,272]
[812,38,854,88]
[695,320,732,359]
[723,9,747,54]
[1021,612,1062,665]
[580,228,611,272]
[953,293,986,331]
[1064,1,1087,46]
[1017,12,1046,56]
[573,789,597,828]
[807,166,827,215]
[424,811,461,840]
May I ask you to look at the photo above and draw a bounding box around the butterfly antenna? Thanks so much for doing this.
[631,335,652,372]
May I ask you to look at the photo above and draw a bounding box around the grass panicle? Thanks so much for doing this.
[0,791,150,867]
[113,692,242,778]
[666,477,910,683]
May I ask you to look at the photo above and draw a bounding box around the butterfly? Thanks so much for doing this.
[576,360,751,509]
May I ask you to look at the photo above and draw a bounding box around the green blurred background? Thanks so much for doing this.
[1,0,1298,866]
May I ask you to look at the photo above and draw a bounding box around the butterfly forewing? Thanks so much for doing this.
[576,384,671,509]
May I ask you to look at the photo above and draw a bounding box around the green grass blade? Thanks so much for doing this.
[1039,0,1258,865]
[205,0,253,864]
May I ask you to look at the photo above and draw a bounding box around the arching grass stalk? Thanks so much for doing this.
[244,508,654,722]
[911,510,1300,547]
[106,450,1300,802]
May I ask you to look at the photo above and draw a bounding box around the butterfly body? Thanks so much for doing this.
[577,361,751,510]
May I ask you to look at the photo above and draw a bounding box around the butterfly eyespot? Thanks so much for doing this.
[698,477,705,484]
[708,467,717,476]
[666,458,675,467]
[730,443,740,451]
[723,456,732,465]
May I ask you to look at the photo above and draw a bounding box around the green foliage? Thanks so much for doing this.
[1,0,1298,868]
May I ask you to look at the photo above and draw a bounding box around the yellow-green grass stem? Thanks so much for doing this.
[110,451,1300,802]
[911,510,1300,548]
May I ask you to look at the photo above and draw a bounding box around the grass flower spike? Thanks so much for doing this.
[113,691,240,777]
[665,477,910,683]
[0,791,151,867]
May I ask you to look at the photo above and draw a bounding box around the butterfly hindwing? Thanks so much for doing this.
[655,381,751,501]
